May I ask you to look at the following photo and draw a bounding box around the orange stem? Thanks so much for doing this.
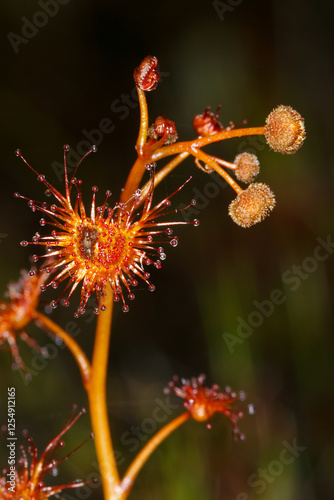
[119,412,191,499]
[35,311,91,388]
[87,292,121,498]
[207,156,236,170]
[136,87,149,151]
[124,126,265,201]
[135,152,189,207]
[121,157,147,203]
[195,125,266,148]
[191,148,243,194]
[151,126,266,161]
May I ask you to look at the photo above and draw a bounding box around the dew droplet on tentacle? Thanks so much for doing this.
[248,404,255,415]
[238,391,246,401]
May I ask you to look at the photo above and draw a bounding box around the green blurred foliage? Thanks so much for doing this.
[0,0,333,499]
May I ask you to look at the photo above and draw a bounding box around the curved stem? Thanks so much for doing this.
[123,126,265,201]
[136,152,189,207]
[121,87,151,201]
[35,311,91,388]
[151,126,266,161]
[121,157,147,203]
[191,148,243,195]
[136,88,149,151]
[207,156,236,170]
[87,292,121,498]
[120,412,191,499]
[196,125,266,148]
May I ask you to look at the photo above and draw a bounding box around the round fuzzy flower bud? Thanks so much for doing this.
[265,105,305,154]
[229,183,276,228]
[234,152,260,183]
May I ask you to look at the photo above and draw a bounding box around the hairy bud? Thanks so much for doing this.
[265,105,305,154]
[133,55,160,91]
[152,115,178,143]
[234,153,260,183]
[229,183,276,228]
[192,105,224,136]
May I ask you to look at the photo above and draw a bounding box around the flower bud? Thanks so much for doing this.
[234,152,260,183]
[265,105,305,154]
[154,115,177,138]
[229,183,276,228]
[133,55,160,91]
[192,105,223,136]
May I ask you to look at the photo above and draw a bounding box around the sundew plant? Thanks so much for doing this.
[0,56,305,499]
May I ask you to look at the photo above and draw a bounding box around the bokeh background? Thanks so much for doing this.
[0,1,333,499]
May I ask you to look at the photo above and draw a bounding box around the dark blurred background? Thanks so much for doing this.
[0,1,333,499]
